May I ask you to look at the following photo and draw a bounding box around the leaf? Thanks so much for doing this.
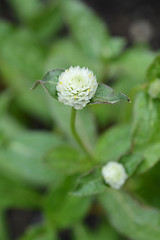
[71,168,106,197]
[29,2,63,41]
[128,162,160,209]
[0,25,51,120]
[62,0,110,58]
[132,92,160,147]
[0,21,14,43]
[119,153,143,176]
[0,174,42,209]
[0,28,44,90]
[136,142,160,174]
[45,144,93,175]
[95,125,131,163]
[99,189,160,240]
[19,224,56,240]
[73,223,120,240]
[91,47,154,126]
[7,0,43,22]
[0,90,13,115]
[0,131,64,185]
[104,37,126,59]
[0,115,23,144]
[146,55,160,82]
[15,88,51,123]
[130,91,160,173]
[31,69,64,100]
[114,46,155,92]
[44,177,91,228]
[90,84,130,104]
[148,78,160,99]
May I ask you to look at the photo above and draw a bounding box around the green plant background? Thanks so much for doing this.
[0,0,160,239]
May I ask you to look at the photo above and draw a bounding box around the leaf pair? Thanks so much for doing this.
[32,69,130,105]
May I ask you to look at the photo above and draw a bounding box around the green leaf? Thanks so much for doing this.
[71,168,106,197]
[132,92,160,173]
[136,142,160,174]
[0,131,64,185]
[0,90,13,115]
[44,177,91,228]
[62,0,110,58]
[128,162,160,209]
[95,125,131,163]
[0,26,51,120]
[132,92,160,147]
[146,55,160,82]
[7,0,43,22]
[19,224,56,240]
[99,189,160,240]
[73,223,120,240]
[0,115,23,145]
[148,78,160,99]
[45,144,93,175]
[90,84,130,104]
[29,2,63,41]
[15,88,51,123]
[0,21,14,43]
[32,69,64,100]
[0,174,42,209]
[119,153,143,176]
[0,28,44,90]
[104,37,126,59]
[113,46,155,93]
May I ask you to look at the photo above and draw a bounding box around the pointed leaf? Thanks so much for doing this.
[62,0,110,58]
[0,131,64,185]
[146,55,160,82]
[95,124,131,163]
[45,144,93,175]
[44,177,91,228]
[90,84,130,105]
[119,153,143,176]
[20,224,56,240]
[71,168,106,197]
[32,69,64,100]
[99,189,160,240]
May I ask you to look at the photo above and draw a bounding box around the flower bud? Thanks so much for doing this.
[101,161,128,189]
[56,66,98,110]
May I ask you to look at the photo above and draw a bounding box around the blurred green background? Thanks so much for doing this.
[0,0,160,239]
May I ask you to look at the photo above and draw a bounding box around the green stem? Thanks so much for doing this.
[70,108,93,158]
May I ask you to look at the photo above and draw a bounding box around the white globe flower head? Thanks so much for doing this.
[101,161,128,189]
[56,66,98,110]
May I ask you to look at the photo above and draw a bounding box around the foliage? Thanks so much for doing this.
[0,0,160,239]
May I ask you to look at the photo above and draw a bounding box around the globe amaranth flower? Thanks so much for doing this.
[101,161,128,189]
[56,66,98,110]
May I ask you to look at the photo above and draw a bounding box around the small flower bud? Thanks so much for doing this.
[101,161,128,189]
[56,66,98,110]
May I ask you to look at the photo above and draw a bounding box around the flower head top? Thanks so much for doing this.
[56,66,98,110]
[101,161,128,189]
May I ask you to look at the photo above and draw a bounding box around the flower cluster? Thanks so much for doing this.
[56,66,98,110]
[101,161,128,189]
